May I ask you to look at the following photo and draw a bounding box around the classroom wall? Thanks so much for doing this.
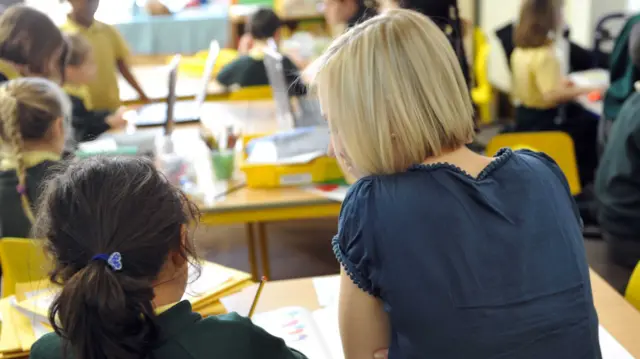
[481,0,630,93]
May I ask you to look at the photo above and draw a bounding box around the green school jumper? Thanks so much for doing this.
[29,301,307,359]
[603,14,640,122]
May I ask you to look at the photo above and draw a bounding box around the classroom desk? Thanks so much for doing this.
[194,100,343,280]
[569,69,609,116]
[201,187,341,281]
[255,270,640,357]
[119,65,229,105]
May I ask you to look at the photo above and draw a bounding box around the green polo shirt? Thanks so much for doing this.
[29,301,307,359]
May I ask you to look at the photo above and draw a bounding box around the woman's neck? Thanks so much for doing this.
[423,146,494,178]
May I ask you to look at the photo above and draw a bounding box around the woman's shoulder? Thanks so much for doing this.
[30,333,62,359]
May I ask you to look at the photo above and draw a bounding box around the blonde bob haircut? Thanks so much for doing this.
[307,9,474,176]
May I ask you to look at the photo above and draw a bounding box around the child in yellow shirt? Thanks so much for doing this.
[64,33,127,142]
[61,0,148,111]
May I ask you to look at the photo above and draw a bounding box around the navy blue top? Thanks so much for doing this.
[333,149,601,359]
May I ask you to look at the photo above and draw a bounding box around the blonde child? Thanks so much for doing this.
[0,78,71,238]
[65,33,127,142]
[0,5,69,83]
[309,9,600,358]
[62,0,148,111]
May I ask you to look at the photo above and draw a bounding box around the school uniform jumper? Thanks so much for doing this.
[0,152,59,238]
[64,84,112,142]
[334,149,601,359]
[216,50,307,97]
[30,301,307,359]
[596,91,640,267]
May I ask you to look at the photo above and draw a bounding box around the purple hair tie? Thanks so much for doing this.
[16,184,26,195]
[91,252,123,271]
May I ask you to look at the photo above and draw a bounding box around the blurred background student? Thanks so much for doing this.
[323,0,376,32]
[217,8,306,96]
[62,0,148,111]
[601,13,640,152]
[0,78,70,238]
[64,33,127,142]
[596,48,640,268]
[510,0,603,187]
[0,5,69,83]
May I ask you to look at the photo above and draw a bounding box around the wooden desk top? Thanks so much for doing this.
[119,65,227,104]
[257,271,640,357]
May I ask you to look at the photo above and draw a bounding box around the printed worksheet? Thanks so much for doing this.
[252,307,334,359]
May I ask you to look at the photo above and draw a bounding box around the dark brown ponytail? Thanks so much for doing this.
[33,157,200,359]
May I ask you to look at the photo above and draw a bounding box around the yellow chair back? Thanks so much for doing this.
[626,261,640,311]
[227,86,273,101]
[486,132,581,195]
[471,28,493,125]
[0,238,50,298]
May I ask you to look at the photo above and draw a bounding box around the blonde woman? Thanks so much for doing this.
[0,78,70,238]
[309,9,601,358]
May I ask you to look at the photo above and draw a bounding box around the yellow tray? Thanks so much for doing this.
[239,133,344,188]
[177,48,239,78]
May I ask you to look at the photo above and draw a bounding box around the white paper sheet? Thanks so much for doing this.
[312,306,344,359]
[303,186,349,203]
[599,325,634,359]
[312,276,340,308]
[252,307,333,359]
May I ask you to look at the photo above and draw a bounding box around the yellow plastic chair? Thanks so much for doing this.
[485,132,581,195]
[0,238,51,298]
[227,86,273,101]
[625,261,640,311]
[471,28,493,125]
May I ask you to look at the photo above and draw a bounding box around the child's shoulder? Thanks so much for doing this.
[30,333,62,359]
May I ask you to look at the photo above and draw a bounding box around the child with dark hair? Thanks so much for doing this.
[0,5,69,83]
[216,8,305,94]
[0,77,71,238]
[64,33,127,142]
[28,156,307,359]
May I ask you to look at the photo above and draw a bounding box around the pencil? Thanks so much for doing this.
[248,276,267,318]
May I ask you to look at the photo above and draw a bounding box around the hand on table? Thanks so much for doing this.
[106,107,129,129]
[138,93,151,104]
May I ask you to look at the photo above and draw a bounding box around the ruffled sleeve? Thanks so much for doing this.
[332,178,379,296]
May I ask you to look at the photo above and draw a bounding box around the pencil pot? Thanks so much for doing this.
[212,150,235,180]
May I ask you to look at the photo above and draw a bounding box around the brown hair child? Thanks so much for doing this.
[0,5,69,83]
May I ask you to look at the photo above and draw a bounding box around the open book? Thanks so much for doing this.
[252,306,343,359]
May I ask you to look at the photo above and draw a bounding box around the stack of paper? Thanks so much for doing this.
[0,261,252,357]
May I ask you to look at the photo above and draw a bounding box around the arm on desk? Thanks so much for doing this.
[117,60,149,103]
[535,49,602,105]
